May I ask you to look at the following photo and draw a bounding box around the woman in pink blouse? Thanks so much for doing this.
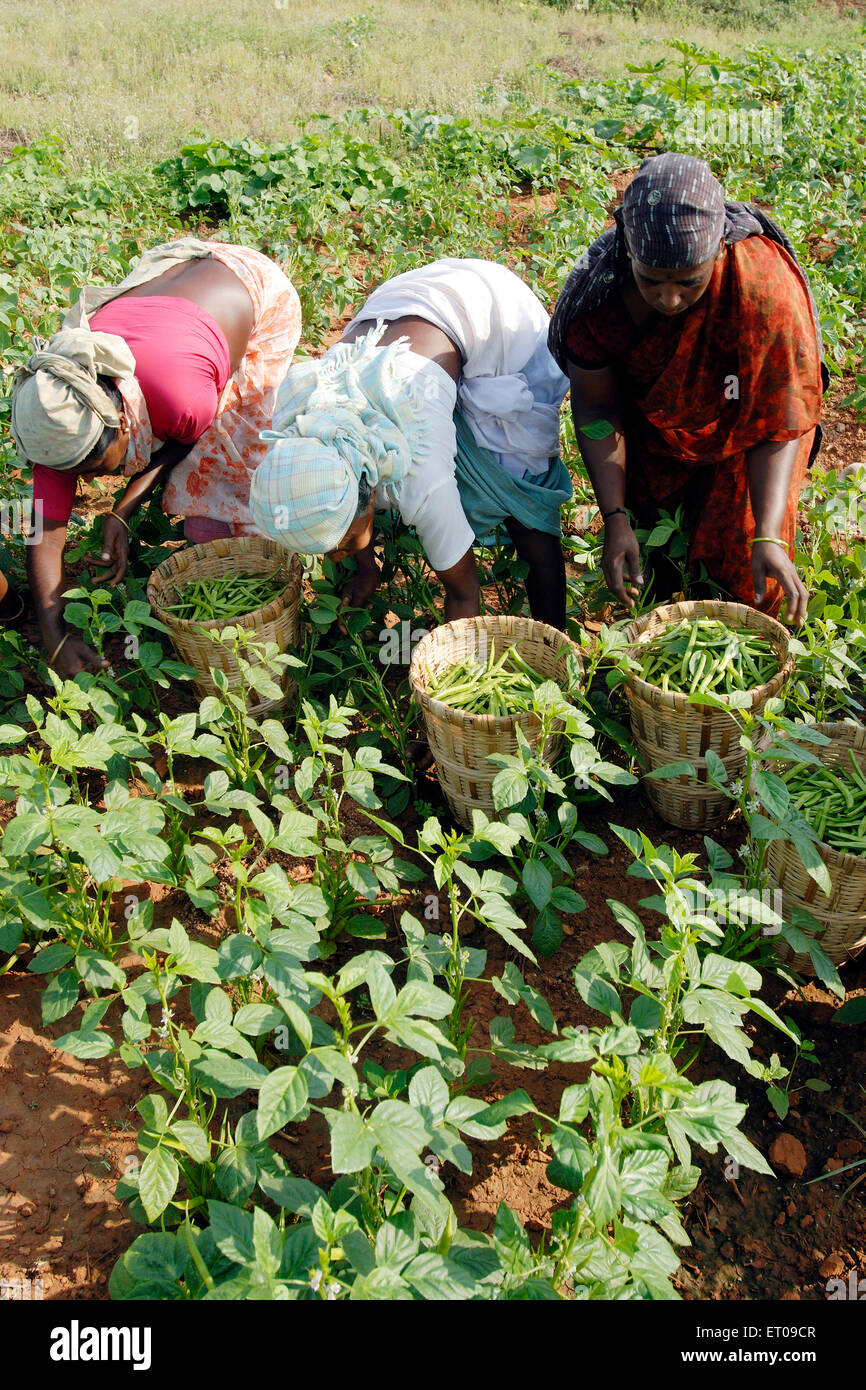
[12,238,301,679]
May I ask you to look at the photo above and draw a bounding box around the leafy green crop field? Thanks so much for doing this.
[0,7,865,1308]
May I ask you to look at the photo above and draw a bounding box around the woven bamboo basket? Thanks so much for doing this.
[147,536,303,715]
[764,722,866,974]
[408,616,582,829]
[624,599,793,830]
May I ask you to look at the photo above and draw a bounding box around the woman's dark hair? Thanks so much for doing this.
[355,472,372,518]
[78,375,123,469]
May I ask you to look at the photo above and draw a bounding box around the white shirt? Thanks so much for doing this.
[330,259,569,571]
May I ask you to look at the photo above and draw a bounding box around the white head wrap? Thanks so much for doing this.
[11,328,135,469]
[250,324,428,553]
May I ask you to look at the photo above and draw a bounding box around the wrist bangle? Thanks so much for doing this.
[602,507,628,522]
[110,512,130,533]
[49,633,69,666]
[749,536,787,549]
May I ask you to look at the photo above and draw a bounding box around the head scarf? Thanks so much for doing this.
[11,328,135,469]
[547,153,825,382]
[250,323,429,554]
[621,152,726,266]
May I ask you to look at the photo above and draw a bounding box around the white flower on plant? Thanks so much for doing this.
[156,1007,173,1039]
[442,933,453,947]
[309,1270,323,1293]
[326,1281,340,1301]
[736,841,750,860]
[747,797,760,815]
[461,950,470,966]
[730,778,745,798]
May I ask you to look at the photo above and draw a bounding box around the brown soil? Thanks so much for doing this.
[1,773,864,1302]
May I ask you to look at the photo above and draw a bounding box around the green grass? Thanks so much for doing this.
[0,0,860,166]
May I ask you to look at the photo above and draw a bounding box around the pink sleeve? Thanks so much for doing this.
[33,465,77,524]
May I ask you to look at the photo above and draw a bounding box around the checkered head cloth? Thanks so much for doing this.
[621,153,726,268]
[250,324,427,554]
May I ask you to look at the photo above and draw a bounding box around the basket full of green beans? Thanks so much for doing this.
[764,722,866,973]
[622,600,792,831]
[147,536,302,712]
[409,615,582,828]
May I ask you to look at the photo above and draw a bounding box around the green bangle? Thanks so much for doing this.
[749,536,787,549]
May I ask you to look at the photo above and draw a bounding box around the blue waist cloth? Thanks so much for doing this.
[453,407,573,544]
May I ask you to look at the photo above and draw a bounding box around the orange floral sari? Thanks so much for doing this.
[572,237,824,614]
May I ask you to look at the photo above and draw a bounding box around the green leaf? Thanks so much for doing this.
[3,813,50,856]
[208,1201,254,1266]
[549,886,586,914]
[547,1127,593,1193]
[644,760,696,781]
[835,997,866,1025]
[522,860,552,911]
[192,1052,269,1098]
[52,1028,114,1059]
[326,1110,376,1173]
[256,1066,309,1140]
[767,1085,789,1120]
[491,767,530,810]
[579,418,614,440]
[41,970,79,1024]
[722,1126,774,1177]
[585,1146,622,1226]
[532,907,563,958]
[346,861,380,902]
[753,769,790,819]
[28,941,75,974]
[170,1120,211,1163]
[139,1146,180,1222]
[233,1003,285,1036]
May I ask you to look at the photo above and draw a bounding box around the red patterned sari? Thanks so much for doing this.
[566,237,824,614]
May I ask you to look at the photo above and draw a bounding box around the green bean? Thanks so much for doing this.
[779,758,866,855]
[165,569,289,622]
[637,618,777,697]
[427,641,549,715]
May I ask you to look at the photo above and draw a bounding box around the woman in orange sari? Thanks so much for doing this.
[548,153,827,622]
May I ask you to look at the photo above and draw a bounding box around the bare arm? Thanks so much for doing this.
[95,442,193,586]
[434,547,480,623]
[26,519,108,676]
[747,438,808,623]
[113,443,190,522]
[569,362,644,607]
[338,540,480,628]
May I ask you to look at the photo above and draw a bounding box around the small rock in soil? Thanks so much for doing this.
[801,1214,815,1228]
[836,1138,863,1159]
[774,1212,786,1226]
[786,1201,797,1217]
[818,1252,847,1279]
[769,1133,807,1178]
[823,1157,844,1173]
